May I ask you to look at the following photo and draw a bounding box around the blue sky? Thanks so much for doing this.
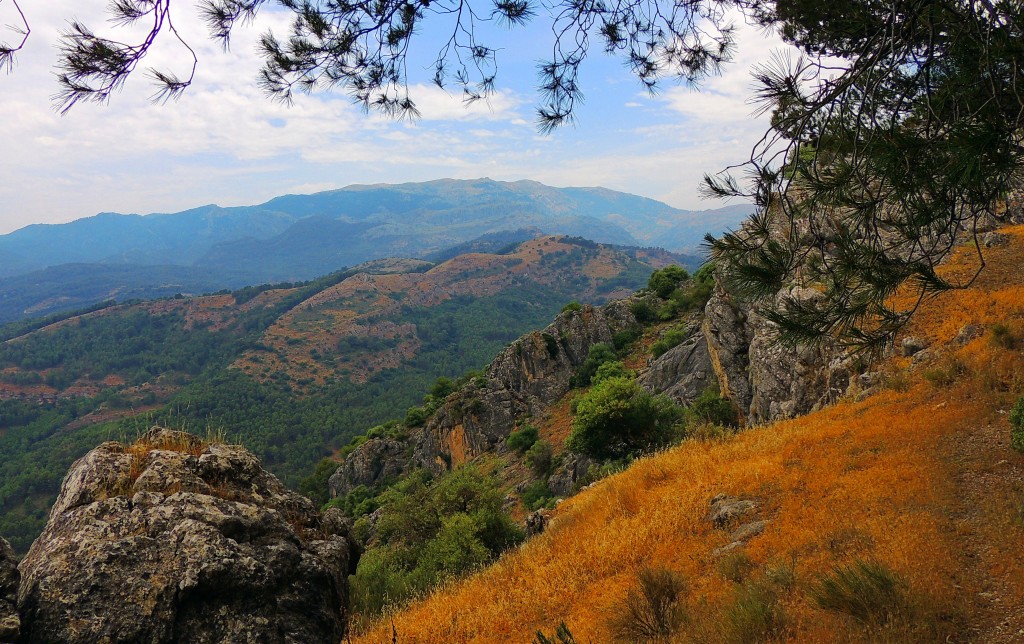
[0,2,787,235]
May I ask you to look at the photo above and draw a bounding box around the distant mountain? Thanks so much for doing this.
[0,179,752,322]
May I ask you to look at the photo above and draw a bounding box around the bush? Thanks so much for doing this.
[507,424,540,452]
[612,325,642,352]
[719,551,756,584]
[572,343,617,388]
[725,581,787,643]
[651,324,689,358]
[648,266,690,299]
[1012,397,1024,453]
[609,565,687,642]
[561,301,583,314]
[521,479,555,511]
[689,389,740,428]
[592,360,632,384]
[991,323,1017,349]
[630,299,658,324]
[405,405,430,427]
[566,375,684,460]
[525,440,553,476]
[809,559,908,625]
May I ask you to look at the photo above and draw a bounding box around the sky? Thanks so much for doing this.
[0,1,789,235]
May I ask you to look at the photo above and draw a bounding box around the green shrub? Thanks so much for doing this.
[612,325,642,352]
[566,375,684,460]
[648,266,690,299]
[592,360,632,384]
[405,405,430,427]
[651,324,689,358]
[630,299,658,324]
[690,389,740,428]
[725,581,787,643]
[609,565,687,642]
[991,323,1017,349]
[718,550,756,584]
[521,479,555,511]
[507,424,540,452]
[526,440,554,476]
[1012,397,1024,453]
[561,301,583,314]
[353,466,524,616]
[572,343,617,388]
[809,559,908,625]
[922,356,967,387]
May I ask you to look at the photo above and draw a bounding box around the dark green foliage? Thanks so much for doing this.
[349,467,523,616]
[591,361,632,385]
[689,389,740,428]
[991,323,1017,349]
[542,333,560,359]
[648,265,690,299]
[612,325,642,352]
[506,424,540,452]
[404,406,429,427]
[651,324,689,358]
[656,265,716,321]
[609,565,687,642]
[561,301,583,314]
[525,440,553,476]
[809,560,908,625]
[330,484,381,518]
[1012,397,1024,453]
[630,299,658,324]
[534,622,578,644]
[521,479,554,511]
[566,375,684,460]
[297,458,339,506]
[571,343,617,388]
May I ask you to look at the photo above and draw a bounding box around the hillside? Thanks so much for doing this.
[0,179,746,323]
[0,237,680,552]
[350,227,1024,642]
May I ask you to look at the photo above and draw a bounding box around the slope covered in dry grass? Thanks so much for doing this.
[355,227,1024,643]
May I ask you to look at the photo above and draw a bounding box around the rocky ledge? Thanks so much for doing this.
[16,427,358,644]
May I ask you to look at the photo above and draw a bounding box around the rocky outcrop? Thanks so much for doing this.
[18,427,358,644]
[329,437,410,498]
[638,330,715,406]
[0,539,18,643]
[332,298,648,494]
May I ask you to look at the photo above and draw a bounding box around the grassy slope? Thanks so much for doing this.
[356,227,1024,642]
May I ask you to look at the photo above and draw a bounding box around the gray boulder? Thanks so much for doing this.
[638,331,715,405]
[18,428,358,644]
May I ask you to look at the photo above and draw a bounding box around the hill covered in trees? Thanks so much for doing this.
[0,236,682,552]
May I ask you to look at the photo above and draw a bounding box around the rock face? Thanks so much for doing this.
[637,331,715,406]
[0,539,18,643]
[331,299,645,494]
[18,428,358,644]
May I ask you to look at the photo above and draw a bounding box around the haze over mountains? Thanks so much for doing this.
[0,179,751,323]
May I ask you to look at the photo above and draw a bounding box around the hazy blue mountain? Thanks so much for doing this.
[0,179,752,322]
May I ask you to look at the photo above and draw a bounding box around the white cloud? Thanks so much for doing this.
[0,3,795,233]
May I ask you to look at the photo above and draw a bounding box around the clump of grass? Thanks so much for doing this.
[725,580,787,643]
[809,559,909,625]
[991,323,1017,349]
[534,622,577,644]
[718,551,756,584]
[922,356,968,387]
[608,565,687,642]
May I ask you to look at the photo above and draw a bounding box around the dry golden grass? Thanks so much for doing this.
[353,226,1024,643]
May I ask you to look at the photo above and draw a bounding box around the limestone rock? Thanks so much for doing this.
[901,336,930,357]
[955,324,984,345]
[703,288,753,418]
[18,428,358,644]
[729,520,767,543]
[708,494,758,529]
[0,538,18,643]
[638,331,715,405]
[548,453,596,497]
[328,437,410,498]
[525,510,550,537]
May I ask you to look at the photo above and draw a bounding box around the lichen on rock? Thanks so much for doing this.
[17,427,358,644]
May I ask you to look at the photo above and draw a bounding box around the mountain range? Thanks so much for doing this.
[0,179,751,323]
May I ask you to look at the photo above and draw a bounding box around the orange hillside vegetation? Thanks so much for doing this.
[355,226,1024,643]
